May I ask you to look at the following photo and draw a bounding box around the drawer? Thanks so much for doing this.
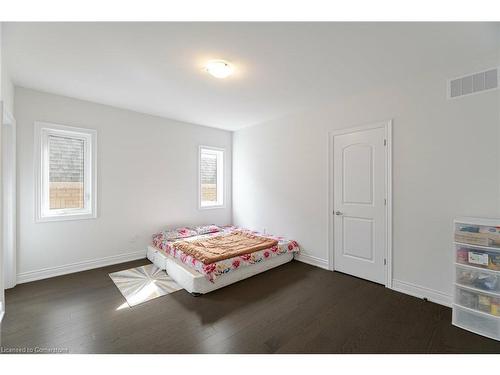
[456,246,500,271]
[455,223,500,248]
[455,286,500,317]
[453,304,500,341]
[455,265,500,294]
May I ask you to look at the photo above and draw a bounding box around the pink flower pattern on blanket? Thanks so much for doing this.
[152,227,300,282]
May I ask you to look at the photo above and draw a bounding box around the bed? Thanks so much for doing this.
[147,226,300,295]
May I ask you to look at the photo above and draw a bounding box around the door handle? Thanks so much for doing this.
[335,211,343,216]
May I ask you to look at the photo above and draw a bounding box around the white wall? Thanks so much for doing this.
[1,66,13,117]
[1,24,13,116]
[15,87,232,280]
[233,70,500,304]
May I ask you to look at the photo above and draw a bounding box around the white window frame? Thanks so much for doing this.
[34,122,97,222]
[198,145,225,209]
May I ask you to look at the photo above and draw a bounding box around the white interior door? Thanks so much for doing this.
[333,125,387,284]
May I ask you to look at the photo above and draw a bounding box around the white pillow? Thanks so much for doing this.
[195,225,221,235]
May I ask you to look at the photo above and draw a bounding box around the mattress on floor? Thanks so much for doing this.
[151,226,300,282]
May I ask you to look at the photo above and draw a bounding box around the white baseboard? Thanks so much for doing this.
[17,250,147,284]
[295,253,329,270]
[392,279,452,307]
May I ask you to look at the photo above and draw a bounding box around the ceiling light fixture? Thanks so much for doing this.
[205,60,233,79]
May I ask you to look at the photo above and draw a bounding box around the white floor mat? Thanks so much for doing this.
[109,263,182,307]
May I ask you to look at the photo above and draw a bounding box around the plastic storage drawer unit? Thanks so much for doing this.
[453,217,500,341]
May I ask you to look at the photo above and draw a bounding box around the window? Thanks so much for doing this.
[35,122,97,222]
[199,146,224,209]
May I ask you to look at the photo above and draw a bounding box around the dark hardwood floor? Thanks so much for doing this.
[1,259,499,353]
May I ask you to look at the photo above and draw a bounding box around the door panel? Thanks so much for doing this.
[343,216,374,261]
[333,126,386,284]
[343,144,373,204]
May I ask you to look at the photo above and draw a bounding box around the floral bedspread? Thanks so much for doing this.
[152,226,300,282]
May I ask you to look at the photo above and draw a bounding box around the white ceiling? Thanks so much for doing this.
[4,22,500,131]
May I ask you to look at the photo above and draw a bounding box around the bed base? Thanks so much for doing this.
[147,245,294,295]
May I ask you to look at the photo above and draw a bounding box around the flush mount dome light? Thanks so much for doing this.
[205,60,233,79]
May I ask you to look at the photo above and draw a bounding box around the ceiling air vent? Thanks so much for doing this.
[449,68,498,99]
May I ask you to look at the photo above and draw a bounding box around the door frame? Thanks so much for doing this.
[327,120,392,288]
[2,107,17,289]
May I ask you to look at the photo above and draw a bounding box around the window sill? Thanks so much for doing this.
[35,212,97,223]
[198,205,225,210]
